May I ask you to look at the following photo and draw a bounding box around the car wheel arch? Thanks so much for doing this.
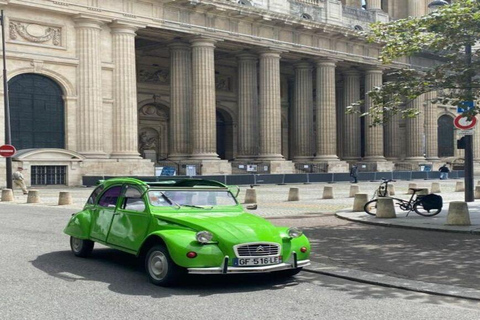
[138,235,167,258]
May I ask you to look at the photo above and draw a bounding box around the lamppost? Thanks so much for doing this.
[429,0,475,202]
[1,10,12,189]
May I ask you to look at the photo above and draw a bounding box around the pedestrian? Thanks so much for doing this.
[350,164,358,183]
[439,164,450,180]
[13,167,28,195]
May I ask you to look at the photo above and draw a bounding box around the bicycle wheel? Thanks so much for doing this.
[364,199,378,216]
[413,201,442,216]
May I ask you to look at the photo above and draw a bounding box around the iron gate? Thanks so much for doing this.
[31,166,67,185]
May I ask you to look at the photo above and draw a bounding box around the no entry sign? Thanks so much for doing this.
[454,115,477,130]
[0,144,16,157]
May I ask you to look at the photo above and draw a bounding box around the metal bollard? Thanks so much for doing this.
[1,189,14,202]
[58,191,73,205]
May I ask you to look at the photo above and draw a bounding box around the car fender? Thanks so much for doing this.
[277,227,311,262]
[143,230,225,268]
[63,210,92,239]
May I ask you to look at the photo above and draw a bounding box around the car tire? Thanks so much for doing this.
[70,236,94,258]
[145,245,182,286]
[277,267,303,278]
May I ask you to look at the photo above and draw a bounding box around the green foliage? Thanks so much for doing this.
[363,0,480,125]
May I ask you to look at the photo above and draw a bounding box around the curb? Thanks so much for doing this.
[305,261,480,301]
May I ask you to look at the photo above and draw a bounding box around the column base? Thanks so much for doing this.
[189,153,220,161]
[78,151,109,159]
[394,160,431,171]
[357,160,394,172]
[110,151,141,159]
[296,159,349,173]
[256,154,285,161]
[167,153,191,161]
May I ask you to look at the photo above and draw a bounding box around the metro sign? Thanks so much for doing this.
[0,144,16,157]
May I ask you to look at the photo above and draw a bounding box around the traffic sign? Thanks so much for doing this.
[457,101,475,113]
[0,144,16,157]
[454,115,477,130]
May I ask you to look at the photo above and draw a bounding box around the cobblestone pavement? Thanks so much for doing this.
[0,178,469,218]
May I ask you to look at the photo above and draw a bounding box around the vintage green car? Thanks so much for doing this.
[64,178,311,286]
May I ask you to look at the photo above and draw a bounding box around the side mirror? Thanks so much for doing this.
[246,204,257,210]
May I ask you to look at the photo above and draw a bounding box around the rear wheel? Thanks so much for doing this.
[413,202,442,216]
[145,245,183,286]
[364,200,378,216]
[70,236,94,258]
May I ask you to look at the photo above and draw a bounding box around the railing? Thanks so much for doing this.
[291,0,322,6]
[343,6,374,22]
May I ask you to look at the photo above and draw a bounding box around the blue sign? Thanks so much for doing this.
[457,101,475,113]
[161,166,177,176]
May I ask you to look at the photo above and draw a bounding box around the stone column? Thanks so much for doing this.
[110,22,141,158]
[364,68,385,160]
[342,70,361,160]
[237,53,258,159]
[424,91,440,161]
[74,18,106,158]
[190,38,218,160]
[258,50,283,160]
[293,61,313,161]
[384,111,401,160]
[367,0,382,10]
[315,59,339,160]
[405,94,426,160]
[336,79,345,159]
[168,42,192,160]
[408,0,425,17]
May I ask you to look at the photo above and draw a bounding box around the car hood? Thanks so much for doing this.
[152,210,282,244]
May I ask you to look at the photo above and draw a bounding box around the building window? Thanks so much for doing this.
[301,13,312,20]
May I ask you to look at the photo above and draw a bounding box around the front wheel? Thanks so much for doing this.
[145,245,183,286]
[413,202,442,216]
[364,199,378,216]
[70,236,94,257]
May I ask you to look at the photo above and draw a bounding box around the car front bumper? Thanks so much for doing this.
[187,252,310,274]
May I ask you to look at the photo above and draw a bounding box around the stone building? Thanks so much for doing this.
[0,0,470,186]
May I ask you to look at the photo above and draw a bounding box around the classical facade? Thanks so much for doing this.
[0,0,472,186]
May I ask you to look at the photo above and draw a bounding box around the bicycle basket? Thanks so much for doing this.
[418,194,443,210]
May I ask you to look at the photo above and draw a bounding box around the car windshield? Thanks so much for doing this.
[148,189,237,207]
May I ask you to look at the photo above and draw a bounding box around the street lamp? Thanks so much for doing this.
[428,0,475,202]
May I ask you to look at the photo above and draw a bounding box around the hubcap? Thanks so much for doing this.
[148,251,168,281]
[71,237,83,252]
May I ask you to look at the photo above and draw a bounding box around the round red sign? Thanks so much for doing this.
[454,115,477,130]
[0,144,16,157]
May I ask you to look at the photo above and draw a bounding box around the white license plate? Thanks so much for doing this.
[233,256,282,267]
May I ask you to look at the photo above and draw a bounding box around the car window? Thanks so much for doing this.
[122,186,146,212]
[97,186,122,208]
[148,190,237,207]
[87,185,105,205]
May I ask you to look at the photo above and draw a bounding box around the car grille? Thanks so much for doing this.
[234,243,280,257]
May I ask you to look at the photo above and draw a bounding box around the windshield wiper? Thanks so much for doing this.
[181,204,213,210]
[158,191,181,209]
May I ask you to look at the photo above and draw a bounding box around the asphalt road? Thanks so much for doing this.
[2,204,480,319]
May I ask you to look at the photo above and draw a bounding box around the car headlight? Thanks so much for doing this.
[196,231,213,243]
[287,227,303,238]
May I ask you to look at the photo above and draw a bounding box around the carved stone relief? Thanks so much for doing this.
[215,75,232,91]
[9,21,62,47]
[138,67,170,84]
[139,104,168,120]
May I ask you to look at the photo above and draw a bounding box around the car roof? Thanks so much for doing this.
[99,178,228,189]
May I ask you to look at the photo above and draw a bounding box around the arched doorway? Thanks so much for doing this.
[9,73,65,150]
[216,109,234,160]
[438,114,454,157]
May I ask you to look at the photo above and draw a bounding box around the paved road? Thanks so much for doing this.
[2,204,480,319]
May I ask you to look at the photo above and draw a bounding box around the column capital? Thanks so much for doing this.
[190,37,217,48]
[168,40,191,51]
[258,49,282,59]
[365,67,384,75]
[73,15,110,29]
[110,20,146,34]
[294,60,312,69]
[343,69,361,77]
[315,58,338,67]
[237,52,258,61]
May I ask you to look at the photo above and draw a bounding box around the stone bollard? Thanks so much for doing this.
[387,184,395,196]
[244,189,257,204]
[455,181,465,192]
[26,190,40,204]
[416,188,429,196]
[1,189,14,202]
[352,193,368,212]
[288,188,299,201]
[349,185,359,198]
[376,197,396,219]
[476,186,480,199]
[323,186,333,199]
[407,183,417,194]
[58,192,73,205]
[431,182,441,193]
[446,201,471,226]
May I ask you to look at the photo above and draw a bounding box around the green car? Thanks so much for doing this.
[64,178,311,286]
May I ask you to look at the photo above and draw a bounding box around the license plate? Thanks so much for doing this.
[233,256,282,267]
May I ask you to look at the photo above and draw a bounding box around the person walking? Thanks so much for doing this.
[439,164,450,180]
[350,165,358,183]
[13,167,28,195]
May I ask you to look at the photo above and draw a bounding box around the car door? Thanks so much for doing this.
[90,185,122,242]
[106,184,151,252]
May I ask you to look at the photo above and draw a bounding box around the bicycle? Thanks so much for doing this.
[364,180,443,217]
[370,178,392,200]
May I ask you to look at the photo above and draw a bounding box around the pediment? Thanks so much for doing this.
[13,148,85,161]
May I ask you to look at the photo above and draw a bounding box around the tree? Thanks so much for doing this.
[362,0,480,125]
